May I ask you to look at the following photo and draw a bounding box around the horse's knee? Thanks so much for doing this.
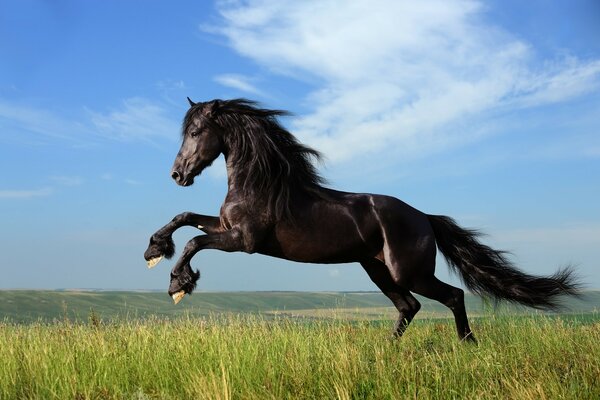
[173,211,193,224]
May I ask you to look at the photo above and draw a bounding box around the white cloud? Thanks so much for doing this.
[0,188,53,199]
[0,99,87,143]
[211,0,600,163]
[214,73,266,96]
[88,97,179,143]
[157,80,189,108]
[157,79,186,91]
[507,59,600,109]
[0,96,180,146]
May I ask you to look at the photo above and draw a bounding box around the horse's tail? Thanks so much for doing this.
[427,214,580,310]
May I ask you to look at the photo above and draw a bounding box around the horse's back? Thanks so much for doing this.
[366,192,433,237]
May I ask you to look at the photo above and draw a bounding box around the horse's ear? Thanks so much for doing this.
[187,97,196,107]
[207,100,221,117]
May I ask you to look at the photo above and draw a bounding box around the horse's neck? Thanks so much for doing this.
[225,156,248,194]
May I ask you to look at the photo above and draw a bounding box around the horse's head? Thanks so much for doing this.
[171,98,224,186]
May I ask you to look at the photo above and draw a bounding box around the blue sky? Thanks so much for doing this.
[1,0,599,292]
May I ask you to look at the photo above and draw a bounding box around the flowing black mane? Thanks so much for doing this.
[203,99,326,220]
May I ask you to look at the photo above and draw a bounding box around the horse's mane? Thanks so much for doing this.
[209,99,327,220]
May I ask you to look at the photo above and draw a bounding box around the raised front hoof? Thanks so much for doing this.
[146,256,163,269]
[144,235,176,268]
[168,268,200,304]
[171,290,186,304]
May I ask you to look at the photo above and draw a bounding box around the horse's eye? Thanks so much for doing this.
[190,130,200,138]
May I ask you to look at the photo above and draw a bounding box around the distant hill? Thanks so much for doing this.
[1,290,598,323]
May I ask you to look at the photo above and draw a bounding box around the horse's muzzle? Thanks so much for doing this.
[171,169,182,183]
[171,169,193,186]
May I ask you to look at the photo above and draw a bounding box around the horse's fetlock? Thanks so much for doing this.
[182,241,196,255]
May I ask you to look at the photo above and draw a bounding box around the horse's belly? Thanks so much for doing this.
[259,220,380,264]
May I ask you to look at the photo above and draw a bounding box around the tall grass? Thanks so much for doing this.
[1,315,598,399]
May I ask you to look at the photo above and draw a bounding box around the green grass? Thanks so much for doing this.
[1,315,599,399]
[2,291,599,398]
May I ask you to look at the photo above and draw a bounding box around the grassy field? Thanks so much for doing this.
[1,315,599,399]
[1,291,599,399]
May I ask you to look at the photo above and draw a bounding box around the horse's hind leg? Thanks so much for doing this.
[360,259,421,337]
[375,215,475,342]
[411,275,476,342]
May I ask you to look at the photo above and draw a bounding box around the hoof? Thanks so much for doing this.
[146,256,163,269]
[460,332,478,344]
[172,290,185,304]
[390,332,404,340]
[144,235,175,265]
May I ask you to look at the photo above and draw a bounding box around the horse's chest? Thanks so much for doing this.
[219,202,244,230]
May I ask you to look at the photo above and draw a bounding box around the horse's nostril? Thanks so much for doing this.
[171,170,181,181]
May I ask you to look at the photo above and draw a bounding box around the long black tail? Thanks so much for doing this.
[427,214,581,310]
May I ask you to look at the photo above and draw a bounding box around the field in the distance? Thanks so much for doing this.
[1,290,599,399]
[2,290,599,323]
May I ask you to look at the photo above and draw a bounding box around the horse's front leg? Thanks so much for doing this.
[143,212,221,268]
[168,229,246,303]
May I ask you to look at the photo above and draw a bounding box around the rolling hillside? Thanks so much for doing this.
[0,290,598,323]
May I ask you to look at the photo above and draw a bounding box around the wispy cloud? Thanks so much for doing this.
[211,0,600,163]
[88,97,179,143]
[0,96,181,146]
[506,59,600,109]
[50,176,84,186]
[0,99,88,144]
[0,187,53,199]
[157,79,188,108]
[214,73,266,97]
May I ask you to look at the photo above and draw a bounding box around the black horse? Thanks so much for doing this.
[144,98,579,341]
